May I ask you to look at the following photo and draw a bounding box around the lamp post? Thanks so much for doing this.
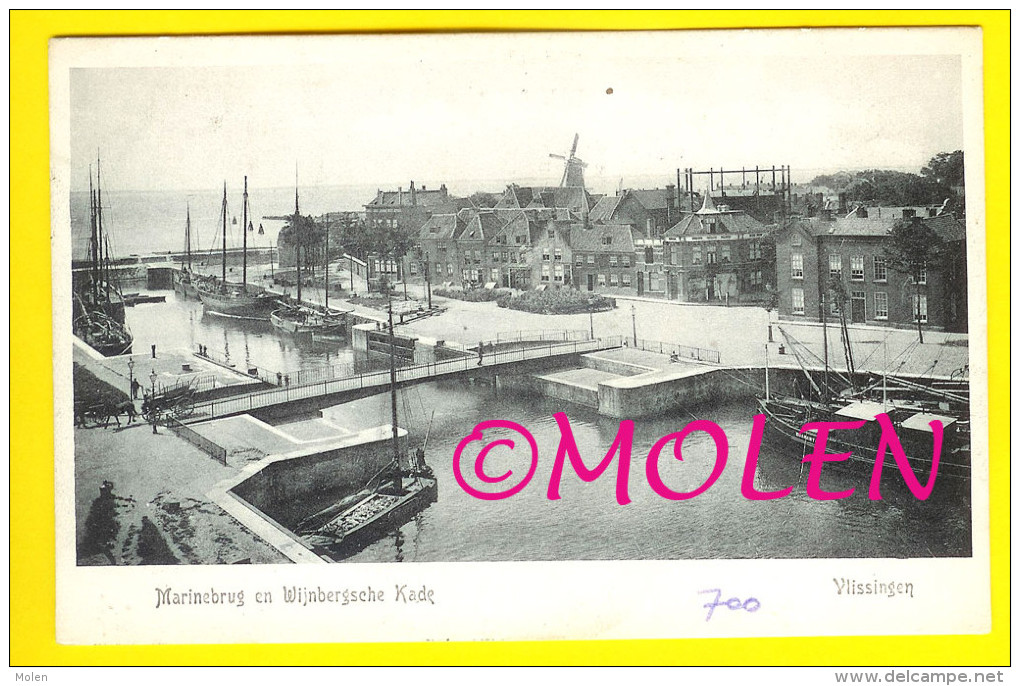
[631,304,637,347]
[588,303,594,340]
[127,357,135,398]
[149,369,158,434]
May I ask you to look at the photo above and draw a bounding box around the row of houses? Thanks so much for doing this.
[357,177,967,333]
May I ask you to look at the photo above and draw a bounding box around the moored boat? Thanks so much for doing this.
[758,395,971,480]
[297,295,437,560]
[73,159,133,357]
[270,304,349,337]
[197,178,279,317]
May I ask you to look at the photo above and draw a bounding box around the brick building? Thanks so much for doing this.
[662,192,773,303]
[773,208,967,331]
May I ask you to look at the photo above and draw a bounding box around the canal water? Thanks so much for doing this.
[124,295,973,563]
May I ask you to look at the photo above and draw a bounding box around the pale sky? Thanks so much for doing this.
[62,29,972,195]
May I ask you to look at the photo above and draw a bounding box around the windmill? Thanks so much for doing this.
[549,133,587,188]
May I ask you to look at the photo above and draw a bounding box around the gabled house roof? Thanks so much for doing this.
[418,213,463,240]
[568,224,635,253]
[589,195,624,222]
[366,183,450,209]
[664,208,766,239]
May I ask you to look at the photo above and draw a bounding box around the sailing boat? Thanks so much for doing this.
[173,203,209,298]
[196,178,278,317]
[73,160,133,357]
[270,210,351,337]
[297,292,437,559]
[757,297,970,480]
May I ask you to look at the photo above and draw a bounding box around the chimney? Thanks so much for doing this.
[410,180,417,206]
[902,208,916,219]
[665,184,675,223]
[838,192,847,215]
[440,183,448,200]
[398,186,403,205]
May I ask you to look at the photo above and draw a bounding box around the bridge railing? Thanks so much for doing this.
[189,335,624,420]
[496,329,591,344]
[629,337,721,364]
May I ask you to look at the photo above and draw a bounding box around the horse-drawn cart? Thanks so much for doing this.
[142,383,196,423]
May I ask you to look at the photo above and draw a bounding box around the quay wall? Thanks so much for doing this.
[498,374,600,410]
[230,428,406,529]
[597,367,806,419]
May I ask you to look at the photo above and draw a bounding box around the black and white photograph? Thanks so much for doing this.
[52,28,990,643]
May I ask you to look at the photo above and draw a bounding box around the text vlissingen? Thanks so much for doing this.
[452,413,944,504]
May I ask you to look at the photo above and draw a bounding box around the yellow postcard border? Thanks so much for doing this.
[11,9,1010,666]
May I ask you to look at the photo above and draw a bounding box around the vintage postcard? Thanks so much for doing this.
[50,27,991,646]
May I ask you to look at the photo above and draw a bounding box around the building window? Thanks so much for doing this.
[748,270,763,289]
[791,232,802,247]
[474,250,482,264]
[542,249,550,261]
[597,273,606,286]
[601,236,613,246]
[587,255,595,265]
[447,263,454,276]
[554,264,564,282]
[692,245,702,265]
[873,255,888,282]
[791,252,803,279]
[850,255,865,281]
[792,288,805,315]
[490,268,500,283]
[609,255,618,266]
[621,273,632,287]
[463,250,471,264]
[541,265,550,282]
[914,293,928,323]
[829,254,842,279]
[622,255,631,267]
[721,244,731,263]
[911,267,928,285]
[515,235,526,245]
[748,241,762,260]
[706,245,717,264]
[548,230,555,239]
[874,292,888,319]
[492,251,499,262]
[575,255,583,267]
[610,273,619,286]
[554,248,563,262]
[645,246,654,264]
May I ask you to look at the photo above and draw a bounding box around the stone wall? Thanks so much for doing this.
[229,427,406,529]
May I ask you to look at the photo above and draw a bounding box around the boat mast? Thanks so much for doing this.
[221,182,228,283]
[242,176,249,289]
[186,202,192,270]
[97,156,106,296]
[387,290,400,466]
[764,341,770,400]
[324,215,329,310]
[294,166,302,304]
[88,169,99,305]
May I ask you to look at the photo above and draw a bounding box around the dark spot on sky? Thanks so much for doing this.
[606,87,614,95]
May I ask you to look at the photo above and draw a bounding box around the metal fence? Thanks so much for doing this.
[190,335,625,420]
[496,329,591,343]
[164,416,228,465]
[630,338,721,364]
